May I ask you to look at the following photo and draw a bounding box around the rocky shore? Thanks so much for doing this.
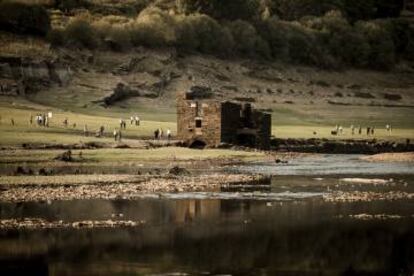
[0,173,269,202]
[0,218,144,230]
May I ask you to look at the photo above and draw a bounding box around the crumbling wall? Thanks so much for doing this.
[253,111,271,150]
[176,92,271,149]
[220,102,242,144]
[177,93,221,147]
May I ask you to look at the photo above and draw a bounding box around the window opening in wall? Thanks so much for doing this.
[195,119,202,128]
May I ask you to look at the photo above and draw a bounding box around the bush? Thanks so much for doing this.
[176,0,260,21]
[129,7,176,47]
[65,19,98,49]
[179,14,234,55]
[47,28,65,47]
[0,2,51,36]
[228,20,270,58]
[355,21,396,69]
[256,18,289,61]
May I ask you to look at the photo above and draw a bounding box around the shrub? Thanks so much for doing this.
[47,28,65,47]
[228,20,270,58]
[65,19,98,49]
[183,14,234,55]
[129,7,176,47]
[0,2,51,36]
[176,0,260,21]
[256,18,289,61]
[355,21,396,69]
[175,15,200,52]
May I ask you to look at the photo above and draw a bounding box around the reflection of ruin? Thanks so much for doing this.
[174,200,220,223]
[177,91,271,150]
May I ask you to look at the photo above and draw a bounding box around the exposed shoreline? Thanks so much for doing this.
[0,174,269,202]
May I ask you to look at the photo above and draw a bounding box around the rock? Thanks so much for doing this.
[102,83,140,106]
[54,150,73,162]
[38,168,48,176]
[383,93,402,101]
[168,166,191,176]
[15,166,26,175]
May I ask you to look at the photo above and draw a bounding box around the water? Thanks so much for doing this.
[230,154,414,175]
[1,155,414,275]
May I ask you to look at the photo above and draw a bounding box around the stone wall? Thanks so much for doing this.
[253,111,271,150]
[221,102,242,144]
[176,93,222,147]
[177,92,271,149]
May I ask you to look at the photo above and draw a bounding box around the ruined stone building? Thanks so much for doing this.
[177,91,271,150]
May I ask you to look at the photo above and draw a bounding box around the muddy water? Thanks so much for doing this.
[1,175,414,275]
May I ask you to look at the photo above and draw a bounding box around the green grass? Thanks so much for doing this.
[1,96,414,147]
[0,147,267,164]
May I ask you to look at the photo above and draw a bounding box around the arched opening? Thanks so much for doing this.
[236,134,256,148]
[189,139,206,149]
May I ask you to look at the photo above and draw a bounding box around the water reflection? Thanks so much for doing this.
[1,195,413,275]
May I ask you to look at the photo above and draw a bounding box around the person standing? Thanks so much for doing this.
[358,125,362,135]
[29,114,33,126]
[167,128,172,141]
[367,127,370,136]
[113,129,118,141]
[351,125,355,135]
[135,116,140,126]
[84,124,88,137]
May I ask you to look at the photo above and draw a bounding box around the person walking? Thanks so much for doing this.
[29,115,33,126]
[113,129,118,141]
[135,116,140,126]
[367,127,370,136]
[351,125,355,135]
[358,125,362,135]
[154,129,159,140]
[167,128,172,141]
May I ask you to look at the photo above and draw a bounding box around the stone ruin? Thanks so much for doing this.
[177,90,271,150]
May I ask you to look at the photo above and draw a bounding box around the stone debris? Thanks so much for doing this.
[324,191,414,202]
[0,218,143,230]
[54,150,73,162]
[168,166,191,176]
[0,174,268,202]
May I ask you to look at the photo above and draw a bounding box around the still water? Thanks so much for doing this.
[1,174,414,275]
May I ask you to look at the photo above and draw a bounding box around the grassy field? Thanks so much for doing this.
[0,147,267,164]
[1,96,414,147]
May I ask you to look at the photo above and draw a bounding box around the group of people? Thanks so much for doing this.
[130,115,140,126]
[154,128,172,140]
[331,124,393,136]
[31,113,51,127]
